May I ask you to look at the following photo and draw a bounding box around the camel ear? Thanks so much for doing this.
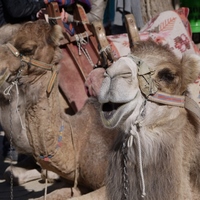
[180,54,200,93]
[0,23,21,44]
[49,25,64,46]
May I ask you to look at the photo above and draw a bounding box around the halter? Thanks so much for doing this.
[128,54,200,119]
[6,43,58,95]
[120,53,200,199]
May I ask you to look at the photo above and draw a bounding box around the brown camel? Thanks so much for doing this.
[0,19,117,199]
[0,23,31,154]
[0,23,44,185]
[0,21,63,185]
[88,40,200,199]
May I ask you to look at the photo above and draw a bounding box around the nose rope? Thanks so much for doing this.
[3,81,26,130]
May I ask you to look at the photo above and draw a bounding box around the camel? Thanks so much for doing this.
[2,8,200,200]
[0,22,31,154]
[88,40,200,199]
[0,21,63,185]
[0,23,44,185]
[0,19,118,199]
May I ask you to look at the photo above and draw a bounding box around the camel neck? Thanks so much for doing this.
[25,72,77,180]
[26,72,63,159]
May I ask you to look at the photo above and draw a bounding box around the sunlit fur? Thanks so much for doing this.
[99,40,200,200]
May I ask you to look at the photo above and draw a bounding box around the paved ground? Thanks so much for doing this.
[0,132,66,200]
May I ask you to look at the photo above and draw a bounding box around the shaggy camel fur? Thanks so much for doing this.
[0,21,61,185]
[88,40,200,200]
[0,22,32,154]
[0,20,117,199]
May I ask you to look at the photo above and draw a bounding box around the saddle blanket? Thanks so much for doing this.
[108,7,200,59]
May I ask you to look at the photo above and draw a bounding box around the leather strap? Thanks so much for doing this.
[6,43,53,71]
[148,92,185,107]
[148,91,200,118]
[184,96,200,118]
[125,14,140,50]
[6,42,58,96]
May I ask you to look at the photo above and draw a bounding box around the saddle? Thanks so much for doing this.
[46,2,113,112]
[46,2,138,113]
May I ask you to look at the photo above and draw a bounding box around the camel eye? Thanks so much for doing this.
[0,67,7,76]
[20,47,36,56]
[158,68,175,83]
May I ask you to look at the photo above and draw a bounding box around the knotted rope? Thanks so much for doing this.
[128,124,146,198]
[75,32,97,68]
[3,81,25,130]
[127,100,147,198]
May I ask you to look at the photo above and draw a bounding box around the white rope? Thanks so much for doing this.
[48,16,61,20]
[99,45,111,55]
[129,124,146,198]
[44,170,48,200]
[3,81,26,130]
[75,33,96,68]
[127,99,147,198]
[75,34,82,55]
[3,82,15,96]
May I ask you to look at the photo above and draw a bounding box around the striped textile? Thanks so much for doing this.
[46,0,91,12]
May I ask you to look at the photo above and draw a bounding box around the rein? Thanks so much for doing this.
[6,43,58,95]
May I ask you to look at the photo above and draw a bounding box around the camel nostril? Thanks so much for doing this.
[0,67,7,76]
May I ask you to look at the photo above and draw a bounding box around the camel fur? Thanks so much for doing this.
[0,21,62,185]
[88,40,200,200]
[0,20,117,199]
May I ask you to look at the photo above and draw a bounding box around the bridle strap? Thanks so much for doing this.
[6,43,54,71]
[148,91,200,118]
[127,54,200,119]
[6,42,58,95]
[184,96,200,118]
[47,69,58,95]
[128,54,157,97]
[148,92,185,107]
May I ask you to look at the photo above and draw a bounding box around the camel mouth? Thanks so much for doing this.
[101,102,125,120]
[100,101,134,129]
[100,90,143,129]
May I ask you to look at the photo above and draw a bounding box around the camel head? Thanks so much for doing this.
[98,40,200,129]
[0,20,64,94]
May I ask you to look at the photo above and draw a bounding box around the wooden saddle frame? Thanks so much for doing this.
[46,2,139,112]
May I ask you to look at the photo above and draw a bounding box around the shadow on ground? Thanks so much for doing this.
[0,134,68,200]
